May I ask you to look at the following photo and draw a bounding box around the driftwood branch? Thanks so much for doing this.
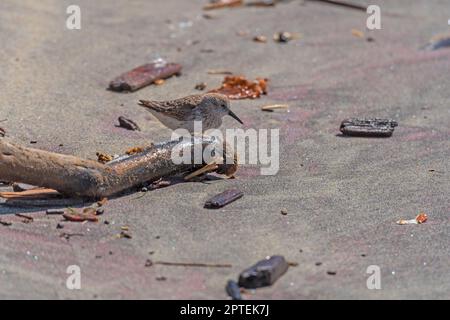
[0,137,237,199]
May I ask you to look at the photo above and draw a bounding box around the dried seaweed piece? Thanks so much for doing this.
[0,128,5,137]
[96,152,113,164]
[117,116,140,131]
[195,82,207,90]
[119,231,132,239]
[15,213,34,222]
[203,0,243,10]
[225,280,243,300]
[422,33,450,51]
[397,213,428,225]
[109,61,182,92]
[204,189,243,208]
[340,118,398,137]
[351,28,364,38]
[125,146,144,155]
[0,219,12,226]
[238,255,289,289]
[209,76,268,99]
[63,208,99,222]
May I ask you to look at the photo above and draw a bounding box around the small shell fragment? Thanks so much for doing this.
[261,104,289,112]
[253,35,267,43]
[396,213,428,225]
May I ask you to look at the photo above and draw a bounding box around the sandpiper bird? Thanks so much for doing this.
[138,93,243,133]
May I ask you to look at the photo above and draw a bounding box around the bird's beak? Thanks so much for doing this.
[228,110,244,125]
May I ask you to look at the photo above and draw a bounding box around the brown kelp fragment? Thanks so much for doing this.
[396,213,428,225]
[209,76,268,99]
[96,152,113,164]
[351,28,365,38]
[109,61,182,92]
[340,118,398,137]
[203,0,243,10]
[422,33,450,51]
[238,255,289,289]
[204,189,243,208]
[125,146,144,155]
[117,116,140,131]
[195,82,207,91]
[63,208,99,222]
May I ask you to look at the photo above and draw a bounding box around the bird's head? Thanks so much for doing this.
[203,93,244,125]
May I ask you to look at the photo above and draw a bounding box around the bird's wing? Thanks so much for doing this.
[138,95,203,121]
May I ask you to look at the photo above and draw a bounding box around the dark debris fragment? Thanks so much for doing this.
[238,255,289,289]
[225,280,242,300]
[340,118,398,137]
[117,116,140,131]
[204,189,243,209]
[109,61,182,92]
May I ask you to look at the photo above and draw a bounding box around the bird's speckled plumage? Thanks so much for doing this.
[138,93,243,133]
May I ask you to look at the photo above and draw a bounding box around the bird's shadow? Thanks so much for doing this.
[0,173,227,215]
